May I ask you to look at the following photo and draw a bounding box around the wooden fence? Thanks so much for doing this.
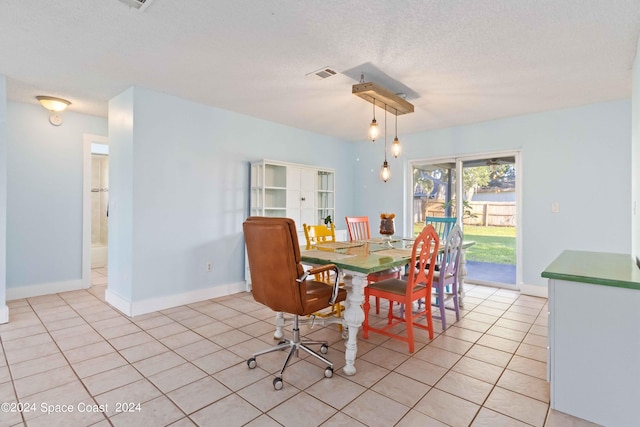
[415,200,516,227]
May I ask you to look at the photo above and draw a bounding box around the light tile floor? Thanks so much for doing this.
[0,268,602,427]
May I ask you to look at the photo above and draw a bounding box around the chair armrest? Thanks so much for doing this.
[306,264,341,305]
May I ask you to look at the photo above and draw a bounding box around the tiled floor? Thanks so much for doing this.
[0,268,601,427]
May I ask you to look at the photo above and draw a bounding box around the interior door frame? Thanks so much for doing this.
[82,133,109,288]
[406,149,523,289]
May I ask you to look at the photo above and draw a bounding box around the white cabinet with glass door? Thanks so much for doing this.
[247,160,337,286]
[286,166,316,229]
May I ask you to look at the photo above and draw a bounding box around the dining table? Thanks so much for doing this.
[292,237,475,376]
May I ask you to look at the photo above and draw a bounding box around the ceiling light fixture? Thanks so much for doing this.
[392,108,401,158]
[36,96,71,126]
[380,106,391,183]
[352,81,414,116]
[368,99,379,141]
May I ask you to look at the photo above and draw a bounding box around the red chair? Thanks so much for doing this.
[363,224,440,353]
[345,216,401,314]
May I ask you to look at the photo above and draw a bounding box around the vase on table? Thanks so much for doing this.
[379,217,395,247]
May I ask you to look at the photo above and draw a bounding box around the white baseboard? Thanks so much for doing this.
[6,278,87,301]
[105,289,133,316]
[520,283,548,298]
[0,304,8,324]
[106,281,247,317]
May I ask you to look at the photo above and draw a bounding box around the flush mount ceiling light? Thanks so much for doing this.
[36,96,71,126]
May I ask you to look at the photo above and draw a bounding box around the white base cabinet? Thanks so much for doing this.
[544,251,640,427]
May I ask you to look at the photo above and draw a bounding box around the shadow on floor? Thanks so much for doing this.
[466,260,516,285]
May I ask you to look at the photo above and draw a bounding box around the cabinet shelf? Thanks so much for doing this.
[250,160,335,226]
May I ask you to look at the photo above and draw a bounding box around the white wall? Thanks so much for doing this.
[5,103,107,297]
[107,86,355,315]
[353,99,632,288]
[0,76,7,323]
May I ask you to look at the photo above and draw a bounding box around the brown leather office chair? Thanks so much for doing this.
[243,216,347,390]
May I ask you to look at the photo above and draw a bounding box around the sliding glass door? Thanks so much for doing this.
[409,152,520,288]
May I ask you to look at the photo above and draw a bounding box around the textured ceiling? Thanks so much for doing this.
[2,0,639,141]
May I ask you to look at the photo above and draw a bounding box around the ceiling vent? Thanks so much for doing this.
[117,0,154,11]
[306,67,337,80]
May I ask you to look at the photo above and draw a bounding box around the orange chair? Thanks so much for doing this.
[363,224,440,353]
[345,216,401,313]
[345,216,371,242]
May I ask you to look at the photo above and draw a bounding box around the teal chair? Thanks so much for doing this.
[425,216,457,304]
[425,216,457,246]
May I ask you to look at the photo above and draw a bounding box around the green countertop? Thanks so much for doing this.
[541,250,640,290]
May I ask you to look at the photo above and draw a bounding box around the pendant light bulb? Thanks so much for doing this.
[380,160,391,182]
[380,105,390,182]
[368,99,378,141]
[392,109,401,158]
[392,137,401,158]
[369,118,379,141]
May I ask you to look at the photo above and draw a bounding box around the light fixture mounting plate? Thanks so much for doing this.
[49,114,63,126]
[352,82,414,116]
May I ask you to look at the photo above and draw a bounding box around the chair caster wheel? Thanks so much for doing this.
[324,367,333,378]
[247,358,256,369]
[273,377,283,390]
[320,344,328,354]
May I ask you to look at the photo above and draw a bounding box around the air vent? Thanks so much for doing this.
[306,67,337,80]
[117,0,154,11]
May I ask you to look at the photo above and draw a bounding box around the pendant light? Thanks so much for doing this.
[368,99,379,141]
[380,106,391,182]
[391,108,401,158]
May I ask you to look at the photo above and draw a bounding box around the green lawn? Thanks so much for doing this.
[414,224,516,265]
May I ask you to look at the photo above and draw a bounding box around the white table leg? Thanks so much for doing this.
[273,311,285,340]
[341,272,366,376]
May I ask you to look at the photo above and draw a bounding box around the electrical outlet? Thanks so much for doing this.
[206,262,213,272]
[551,202,560,213]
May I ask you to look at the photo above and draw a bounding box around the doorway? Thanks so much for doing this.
[90,145,109,268]
[82,134,109,288]
[408,151,521,288]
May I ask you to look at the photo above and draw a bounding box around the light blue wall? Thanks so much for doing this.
[0,76,7,322]
[109,86,355,303]
[2,84,634,305]
[107,88,135,302]
[632,41,640,260]
[6,103,107,288]
[353,99,632,288]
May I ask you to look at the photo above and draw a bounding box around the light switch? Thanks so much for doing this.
[551,202,560,213]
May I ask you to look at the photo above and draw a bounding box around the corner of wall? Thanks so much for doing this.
[105,288,133,317]
[0,305,8,324]
[520,283,548,299]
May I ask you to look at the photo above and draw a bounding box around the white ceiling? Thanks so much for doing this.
[2,0,639,141]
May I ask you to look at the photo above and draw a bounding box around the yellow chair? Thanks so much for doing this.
[303,223,337,250]
[302,223,344,324]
